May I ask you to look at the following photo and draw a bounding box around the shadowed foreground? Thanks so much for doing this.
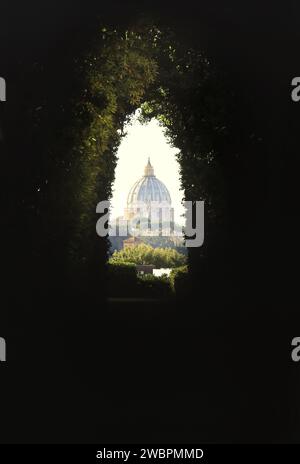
[3,295,300,444]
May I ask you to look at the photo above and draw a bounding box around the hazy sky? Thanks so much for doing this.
[110,110,185,225]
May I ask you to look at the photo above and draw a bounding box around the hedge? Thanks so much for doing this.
[137,274,172,298]
[169,265,189,297]
[107,262,137,297]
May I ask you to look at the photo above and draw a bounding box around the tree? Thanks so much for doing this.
[109,243,186,268]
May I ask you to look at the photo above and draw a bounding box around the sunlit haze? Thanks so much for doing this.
[110,110,185,225]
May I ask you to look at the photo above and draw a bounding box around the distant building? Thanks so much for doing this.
[109,158,184,252]
[124,158,174,234]
[136,264,155,275]
[153,268,172,277]
[123,236,143,249]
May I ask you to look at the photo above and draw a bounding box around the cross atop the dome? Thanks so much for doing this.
[144,157,155,176]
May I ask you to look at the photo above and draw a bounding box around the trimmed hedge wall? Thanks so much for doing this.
[107,262,137,297]
[170,265,189,298]
[137,274,172,298]
[107,262,173,298]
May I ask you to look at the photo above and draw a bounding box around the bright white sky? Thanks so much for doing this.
[110,110,185,225]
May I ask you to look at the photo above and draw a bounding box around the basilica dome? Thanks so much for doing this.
[127,158,171,207]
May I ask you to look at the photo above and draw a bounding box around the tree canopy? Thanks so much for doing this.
[109,243,187,268]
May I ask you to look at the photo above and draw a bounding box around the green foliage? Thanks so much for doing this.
[107,261,137,278]
[170,265,189,297]
[107,262,137,297]
[138,38,229,220]
[12,21,247,295]
[109,243,186,268]
[66,28,159,273]
[107,261,172,298]
[137,274,172,298]
[139,236,186,252]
